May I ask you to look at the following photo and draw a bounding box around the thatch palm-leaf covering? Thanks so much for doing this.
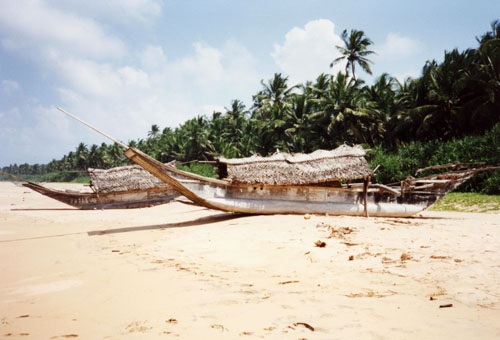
[218,145,373,185]
[89,162,174,193]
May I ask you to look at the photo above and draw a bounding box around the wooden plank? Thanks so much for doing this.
[371,184,401,197]
[363,177,370,218]
[415,179,450,184]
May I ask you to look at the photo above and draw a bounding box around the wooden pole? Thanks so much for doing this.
[363,176,370,218]
[0,170,29,182]
[57,108,128,149]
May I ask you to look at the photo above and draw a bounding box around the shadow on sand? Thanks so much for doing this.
[11,208,78,211]
[0,231,87,243]
[87,212,250,236]
[0,212,249,242]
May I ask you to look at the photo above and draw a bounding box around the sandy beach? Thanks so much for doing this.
[1,182,499,339]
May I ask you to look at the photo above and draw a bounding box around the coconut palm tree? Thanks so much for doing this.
[331,29,376,80]
[75,142,89,170]
[148,124,160,138]
[463,21,500,132]
[314,72,372,146]
[253,73,294,120]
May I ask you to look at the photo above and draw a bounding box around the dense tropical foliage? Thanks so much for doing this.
[2,22,500,193]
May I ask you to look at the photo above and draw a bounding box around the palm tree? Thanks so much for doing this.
[253,73,294,120]
[463,21,500,132]
[108,143,125,167]
[284,90,318,152]
[364,73,401,146]
[176,116,212,161]
[477,20,500,45]
[331,29,376,80]
[75,142,89,170]
[148,124,160,138]
[314,72,372,146]
[252,74,295,154]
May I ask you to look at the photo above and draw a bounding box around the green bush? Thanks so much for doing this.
[31,171,89,183]
[176,162,218,178]
[370,124,500,194]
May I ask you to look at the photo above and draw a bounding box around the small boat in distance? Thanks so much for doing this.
[1,163,180,209]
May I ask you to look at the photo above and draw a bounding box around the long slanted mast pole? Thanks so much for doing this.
[56,107,129,149]
[0,170,29,182]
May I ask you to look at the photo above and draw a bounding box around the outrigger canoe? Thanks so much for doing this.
[122,147,498,217]
[1,164,179,209]
[57,107,499,217]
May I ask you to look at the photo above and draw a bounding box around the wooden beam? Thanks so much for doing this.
[363,177,370,217]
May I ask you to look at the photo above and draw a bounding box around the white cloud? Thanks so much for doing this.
[52,0,162,23]
[44,40,263,155]
[371,33,424,84]
[118,66,150,88]
[140,45,168,70]
[0,0,125,59]
[176,43,225,85]
[56,59,123,99]
[0,1,262,165]
[202,105,225,115]
[378,33,420,59]
[393,69,421,83]
[271,19,344,85]
[1,80,20,94]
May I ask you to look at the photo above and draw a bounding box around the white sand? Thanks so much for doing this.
[1,182,499,339]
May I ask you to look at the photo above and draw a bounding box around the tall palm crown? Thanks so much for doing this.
[148,124,160,138]
[331,29,376,80]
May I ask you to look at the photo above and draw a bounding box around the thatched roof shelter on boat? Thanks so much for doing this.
[89,162,174,193]
[217,145,373,185]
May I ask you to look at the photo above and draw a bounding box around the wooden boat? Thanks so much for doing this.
[121,146,498,217]
[0,164,179,209]
[56,107,499,217]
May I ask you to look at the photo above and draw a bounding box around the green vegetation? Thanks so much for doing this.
[176,163,218,178]
[2,21,499,192]
[0,171,90,184]
[369,124,500,194]
[430,192,500,212]
[37,172,90,184]
[331,29,375,79]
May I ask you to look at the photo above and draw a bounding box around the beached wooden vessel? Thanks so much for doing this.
[1,164,179,209]
[56,107,499,217]
[122,146,496,217]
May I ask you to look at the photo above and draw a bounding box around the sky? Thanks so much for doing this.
[0,0,498,167]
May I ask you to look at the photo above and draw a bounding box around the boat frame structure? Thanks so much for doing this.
[1,170,179,210]
[55,107,500,217]
[123,148,497,217]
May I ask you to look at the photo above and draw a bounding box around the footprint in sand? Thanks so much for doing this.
[125,321,152,333]
[50,335,79,339]
[4,334,30,337]
[210,324,226,331]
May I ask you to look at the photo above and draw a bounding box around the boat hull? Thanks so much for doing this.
[22,182,179,209]
[124,148,464,217]
[205,197,427,217]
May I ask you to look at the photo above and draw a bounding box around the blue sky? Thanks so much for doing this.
[0,0,498,167]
